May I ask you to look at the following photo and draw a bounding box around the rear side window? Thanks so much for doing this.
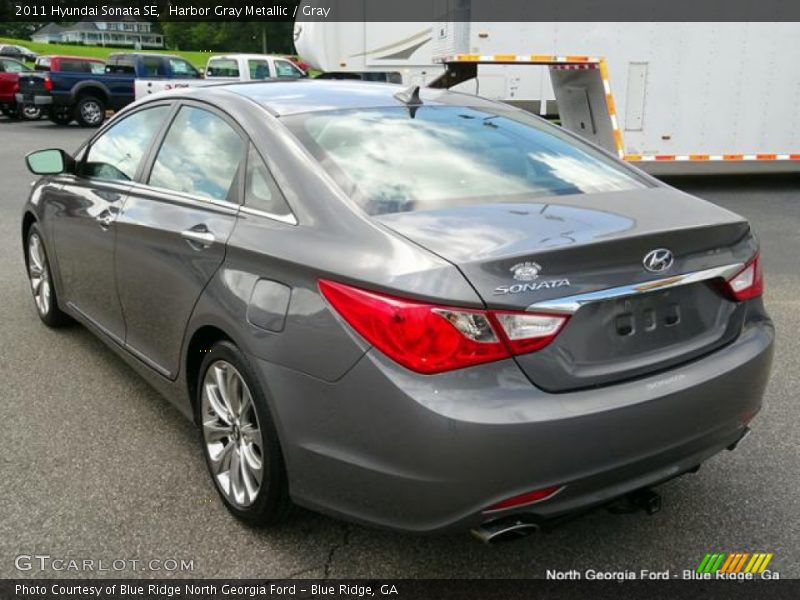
[248,59,270,80]
[169,58,199,79]
[207,58,239,78]
[149,106,245,202]
[106,56,135,74]
[244,145,293,220]
[286,106,648,216]
[0,59,28,73]
[58,59,95,73]
[141,56,166,77]
[274,60,304,78]
[83,105,170,181]
[35,57,51,71]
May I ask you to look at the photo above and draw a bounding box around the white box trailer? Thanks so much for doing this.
[431,21,800,174]
[294,15,800,174]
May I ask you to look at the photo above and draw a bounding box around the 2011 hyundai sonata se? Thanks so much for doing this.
[21,80,773,539]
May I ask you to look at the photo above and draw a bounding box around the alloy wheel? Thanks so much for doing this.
[81,101,103,125]
[27,232,51,317]
[201,360,265,507]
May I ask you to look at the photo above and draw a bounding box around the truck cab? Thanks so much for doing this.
[204,54,307,81]
[134,54,307,101]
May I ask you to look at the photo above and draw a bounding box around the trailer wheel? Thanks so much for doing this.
[74,95,106,127]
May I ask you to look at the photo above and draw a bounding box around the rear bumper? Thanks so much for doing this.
[252,317,774,533]
[15,93,52,106]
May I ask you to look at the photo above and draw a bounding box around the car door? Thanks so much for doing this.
[114,102,246,378]
[0,60,11,101]
[51,103,173,342]
[273,59,306,78]
[247,58,271,80]
[0,58,28,102]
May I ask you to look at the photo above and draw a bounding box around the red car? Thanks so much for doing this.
[0,56,40,119]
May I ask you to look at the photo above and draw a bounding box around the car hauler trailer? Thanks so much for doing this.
[294,12,800,174]
[430,21,800,174]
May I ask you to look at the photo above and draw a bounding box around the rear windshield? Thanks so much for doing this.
[284,106,648,216]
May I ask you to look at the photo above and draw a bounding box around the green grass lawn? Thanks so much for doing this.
[0,37,212,69]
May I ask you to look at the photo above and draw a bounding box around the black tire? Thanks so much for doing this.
[25,223,70,328]
[18,104,42,120]
[74,95,106,127]
[1,106,15,118]
[50,107,73,126]
[196,340,292,526]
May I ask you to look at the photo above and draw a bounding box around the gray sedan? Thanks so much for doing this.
[21,81,773,540]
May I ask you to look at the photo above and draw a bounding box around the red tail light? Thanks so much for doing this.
[723,253,763,301]
[43,76,53,91]
[318,280,568,374]
[485,485,564,512]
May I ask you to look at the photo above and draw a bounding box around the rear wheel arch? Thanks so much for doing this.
[185,325,233,421]
[73,84,109,105]
[21,211,37,255]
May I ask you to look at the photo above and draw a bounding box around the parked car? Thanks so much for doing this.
[21,81,774,538]
[16,52,201,127]
[0,44,37,62]
[34,55,106,74]
[0,57,41,120]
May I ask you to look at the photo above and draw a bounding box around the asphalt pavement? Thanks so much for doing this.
[0,118,797,579]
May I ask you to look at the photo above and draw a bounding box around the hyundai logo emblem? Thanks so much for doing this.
[643,248,674,273]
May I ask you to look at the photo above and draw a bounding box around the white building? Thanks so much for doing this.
[32,18,164,49]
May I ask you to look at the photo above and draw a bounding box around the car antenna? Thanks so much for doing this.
[394,85,423,117]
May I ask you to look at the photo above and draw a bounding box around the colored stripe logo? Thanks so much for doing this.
[697,553,773,574]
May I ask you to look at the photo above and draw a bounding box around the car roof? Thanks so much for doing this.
[107,52,182,59]
[221,79,507,117]
[208,54,288,61]
[45,55,105,62]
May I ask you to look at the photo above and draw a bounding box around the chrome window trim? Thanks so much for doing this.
[125,181,241,214]
[239,205,298,226]
[527,263,745,314]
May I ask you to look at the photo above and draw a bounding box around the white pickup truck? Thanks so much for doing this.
[135,54,307,99]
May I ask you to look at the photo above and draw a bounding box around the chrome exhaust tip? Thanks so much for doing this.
[471,516,540,544]
[727,426,752,451]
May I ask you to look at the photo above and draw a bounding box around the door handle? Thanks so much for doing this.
[181,227,216,249]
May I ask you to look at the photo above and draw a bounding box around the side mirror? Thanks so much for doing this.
[25,149,74,175]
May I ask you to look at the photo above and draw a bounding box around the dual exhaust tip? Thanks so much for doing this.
[471,516,541,544]
[471,484,669,544]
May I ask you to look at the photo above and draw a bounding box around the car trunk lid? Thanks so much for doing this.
[375,187,755,391]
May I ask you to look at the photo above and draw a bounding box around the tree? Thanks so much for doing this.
[159,22,295,54]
